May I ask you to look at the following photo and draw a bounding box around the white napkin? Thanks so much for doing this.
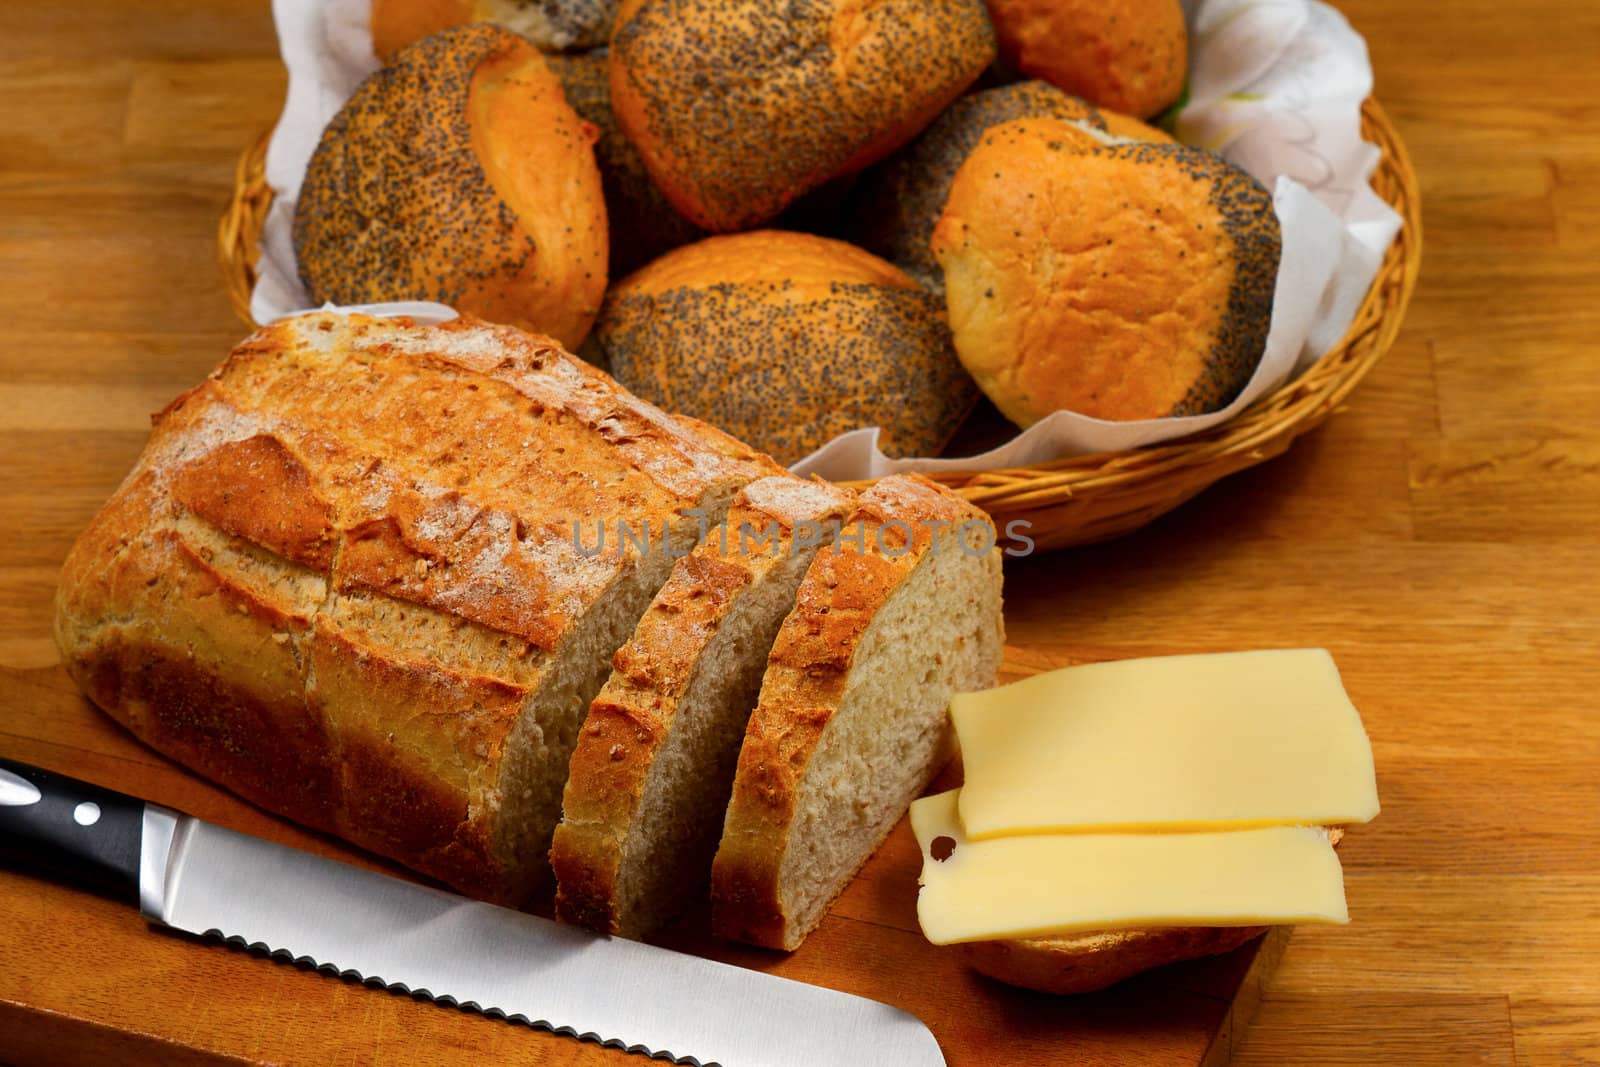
[251,0,1402,479]
[251,0,377,325]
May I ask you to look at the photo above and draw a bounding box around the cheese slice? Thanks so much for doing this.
[953,648,1379,839]
[910,789,1349,945]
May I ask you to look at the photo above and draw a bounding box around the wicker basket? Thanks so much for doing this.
[217,99,1421,552]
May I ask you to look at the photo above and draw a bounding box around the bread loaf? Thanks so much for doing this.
[54,312,776,904]
[711,475,1006,950]
[854,81,1172,290]
[552,475,856,937]
[931,118,1280,426]
[609,0,996,231]
[596,231,979,464]
[294,26,608,350]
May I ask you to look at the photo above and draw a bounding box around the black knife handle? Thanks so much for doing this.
[0,758,144,903]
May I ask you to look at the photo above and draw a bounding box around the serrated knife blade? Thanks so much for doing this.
[2,761,945,1067]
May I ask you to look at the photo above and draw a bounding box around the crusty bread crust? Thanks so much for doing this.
[852,80,1171,290]
[984,0,1188,119]
[369,0,476,62]
[294,25,607,349]
[711,474,1003,949]
[609,0,996,230]
[957,829,1345,994]
[550,550,754,931]
[597,231,980,464]
[932,118,1280,426]
[552,476,855,935]
[55,312,770,904]
[546,51,705,277]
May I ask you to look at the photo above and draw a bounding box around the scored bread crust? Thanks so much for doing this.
[711,474,1005,950]
[551,476,856,936]
[54,312,773,904]
[957,829,1346,994]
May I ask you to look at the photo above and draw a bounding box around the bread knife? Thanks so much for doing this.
[0,759,945,1066]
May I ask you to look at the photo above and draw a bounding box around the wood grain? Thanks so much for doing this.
[0,0,1596,1064]
[0,655,1288,1066]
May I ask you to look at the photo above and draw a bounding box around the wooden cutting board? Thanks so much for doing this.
[0,663,1285,1067]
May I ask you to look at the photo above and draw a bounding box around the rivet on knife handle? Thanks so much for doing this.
[0,758,947,1067]
[0,759,145,902]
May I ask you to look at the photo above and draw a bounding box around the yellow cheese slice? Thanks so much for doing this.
[953,648,1379,838]
[910,789,1349,945]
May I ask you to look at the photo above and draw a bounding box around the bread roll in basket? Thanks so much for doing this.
[221,48,1420,552]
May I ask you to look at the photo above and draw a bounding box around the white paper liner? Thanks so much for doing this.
[252,0,1402,480]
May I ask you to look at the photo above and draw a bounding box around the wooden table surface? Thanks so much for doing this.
[2,1,1597,1064]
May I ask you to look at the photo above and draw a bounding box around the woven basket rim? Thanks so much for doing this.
[217,96,1421,548]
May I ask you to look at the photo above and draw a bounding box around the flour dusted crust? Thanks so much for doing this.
[551,476,854,935]
[711,474,1005,949]
[54,311,771,903]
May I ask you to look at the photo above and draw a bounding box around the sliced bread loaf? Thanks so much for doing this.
[711,474,1006,950]
[54,312,776,904]
[551,475,857,937]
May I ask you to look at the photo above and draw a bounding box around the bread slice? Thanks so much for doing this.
[957,829,1346,994]
[551,475,857,937]
[54,312,776,904]
[711,474,1006,950]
